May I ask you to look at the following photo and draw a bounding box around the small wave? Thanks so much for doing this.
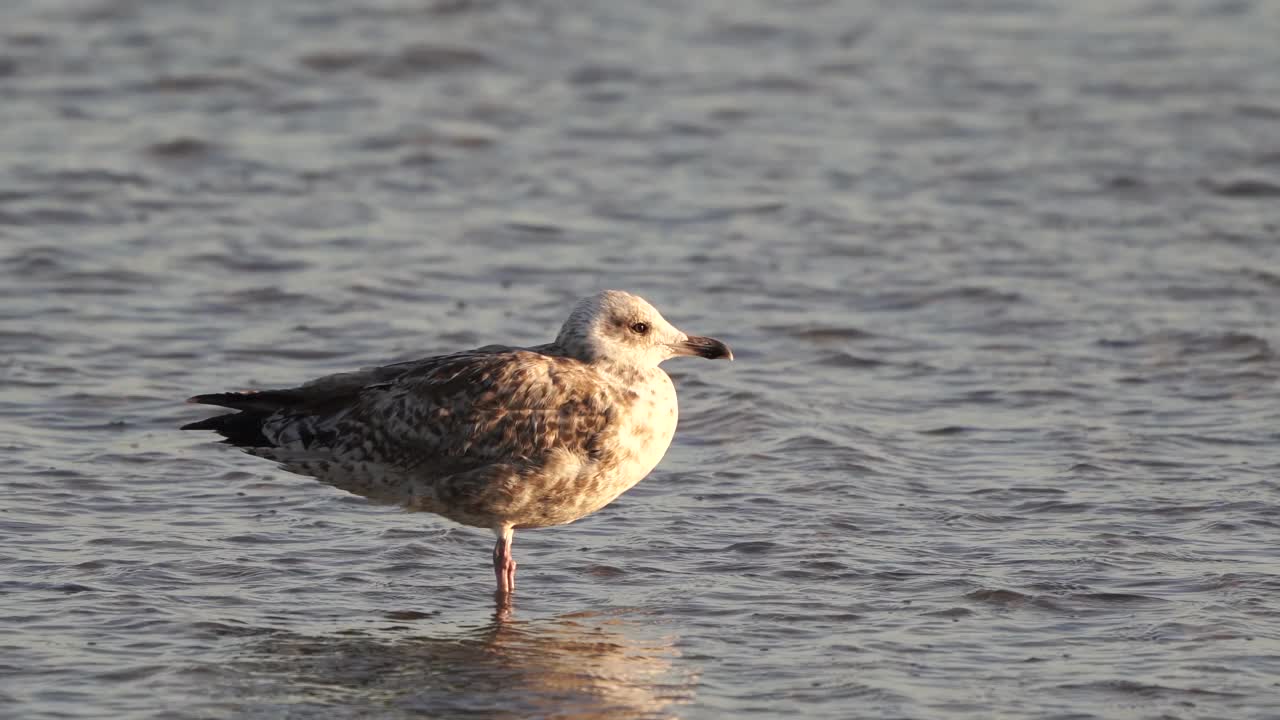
[918,425,974,435]
[760,324,876,344]
[1200,177,1280,198]
[1055,679,1243,698]
[963,588,1060,610]
[873,286,1022,311]
[1012,500,1095,514]
[722,541,777,555]
[146,137,216,159]
[814,351,886,368]
[372,45,497,79]
[298,50,376,72]
[1069,592,1165,605]
[135,75,258,94]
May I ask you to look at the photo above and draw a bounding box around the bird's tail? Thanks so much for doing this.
[180,412,272,447]
[181,391,300,448]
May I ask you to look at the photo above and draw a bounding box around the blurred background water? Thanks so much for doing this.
[3,0,1280,717]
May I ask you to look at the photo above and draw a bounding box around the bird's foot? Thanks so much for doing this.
[492,529,517,595]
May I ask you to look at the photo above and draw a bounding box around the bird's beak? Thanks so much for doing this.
[673,335,734,360]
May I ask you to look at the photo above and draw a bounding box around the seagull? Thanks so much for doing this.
[182,290,732,595]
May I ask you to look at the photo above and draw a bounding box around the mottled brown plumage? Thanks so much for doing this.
[183,290,732,595]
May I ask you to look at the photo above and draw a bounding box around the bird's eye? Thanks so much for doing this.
[629,321,650,335]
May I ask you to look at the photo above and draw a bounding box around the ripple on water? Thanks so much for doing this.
[3,0,1280,719]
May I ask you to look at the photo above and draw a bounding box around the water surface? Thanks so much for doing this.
[3,0,1280,717]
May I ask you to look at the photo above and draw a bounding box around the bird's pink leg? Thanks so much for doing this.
[492,526,517,595]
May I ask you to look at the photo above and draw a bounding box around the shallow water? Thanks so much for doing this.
[4,0,1280,717]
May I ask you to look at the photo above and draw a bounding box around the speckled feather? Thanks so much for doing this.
[182,291,727,534]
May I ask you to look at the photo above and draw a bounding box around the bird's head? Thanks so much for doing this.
[556,290,733,369]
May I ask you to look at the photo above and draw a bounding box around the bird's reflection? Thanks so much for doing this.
[226,605,696,718]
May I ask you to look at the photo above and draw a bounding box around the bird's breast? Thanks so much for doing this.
[505,369,679,529]
[593,370,678,491]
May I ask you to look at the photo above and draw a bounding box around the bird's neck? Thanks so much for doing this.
[594,359,662,385]
[534,342,659,383]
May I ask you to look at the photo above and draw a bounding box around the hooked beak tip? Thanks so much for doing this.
[678,335,733,361]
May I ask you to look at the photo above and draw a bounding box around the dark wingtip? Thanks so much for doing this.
[180,416,218,431]
[185,390,289,411]
[186,393,231,406]
[180,410,273,447]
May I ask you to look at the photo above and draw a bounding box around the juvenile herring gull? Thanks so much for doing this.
[182,290,732,595]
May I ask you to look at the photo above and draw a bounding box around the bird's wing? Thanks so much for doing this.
[333,349,617,471]
[186,349,617,482]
